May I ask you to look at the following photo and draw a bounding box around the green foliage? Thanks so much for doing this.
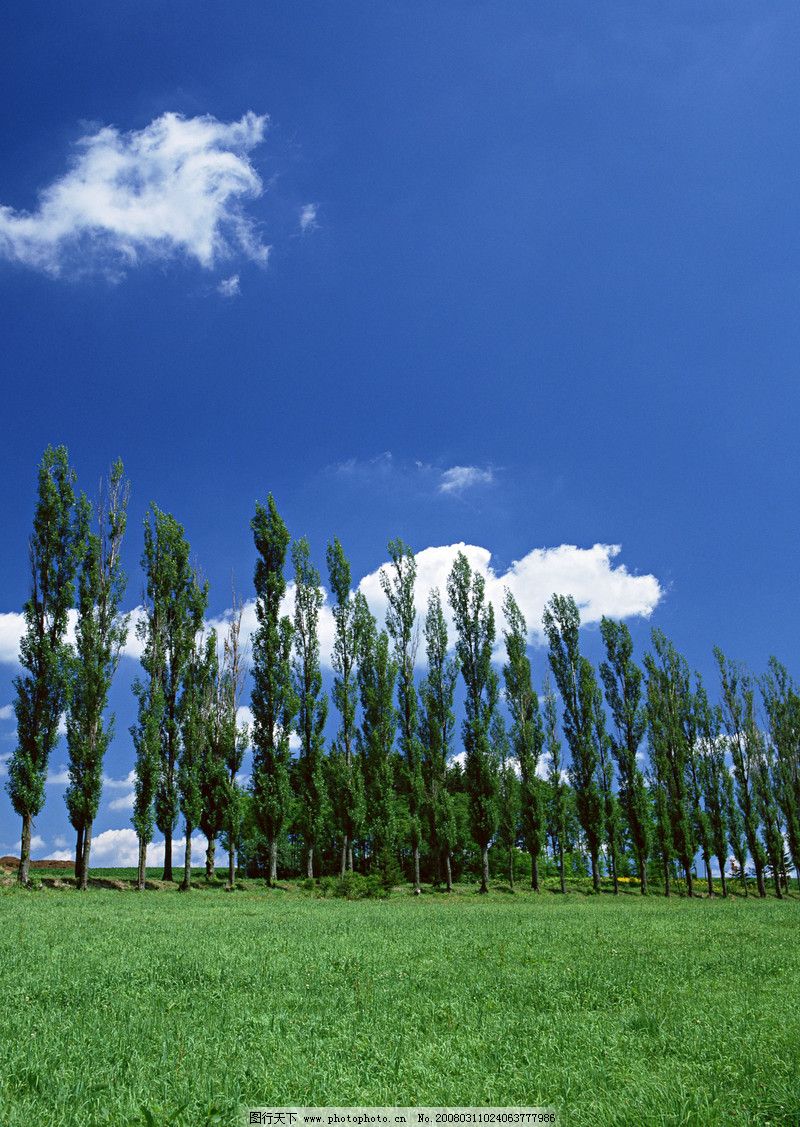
[356,595,397,879]
[419,587,458,885]
[8,446,85,868]
[447,552,498,889]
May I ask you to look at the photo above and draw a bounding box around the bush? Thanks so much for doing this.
[311,873,390,900]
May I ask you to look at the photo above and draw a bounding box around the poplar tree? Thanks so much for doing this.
[599,618,651,893]
[695,677,730,896]
[250,497,297,886]
[198,696,228,881]
[140,505,207,881]
[447,552,499,894]
[592,683,622,894]
[178,631,216,890]
[502,590,545,891]
[356,594,398,882]
[419,588,458,891]
[543,675,567,893]
[66,460,129,890]
[381,539,423,892]
[292,537,328,879]
[542,595,604,892]
[645,630,697,895]
[327,538,365,877]
[132,613,164,891]
[715,649,767,898]
[8,446,84,885]
[493,712,519,889]
[761,659,800,892]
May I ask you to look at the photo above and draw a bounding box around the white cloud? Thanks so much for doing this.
[0,111,270,277]
[103,769,136,790]
[0,612,24,664]
[0,704,13,721]
[108,791,135,812]
[46,763,69,786]
[53,835,68,849]
[299,203,318,232]
[88,828,209,868]
[358,542,661,656]
[438,465,495,495]
[217,273,240,297]
[0,752,10,777]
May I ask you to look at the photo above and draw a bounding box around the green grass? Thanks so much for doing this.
[0,881,798,1127]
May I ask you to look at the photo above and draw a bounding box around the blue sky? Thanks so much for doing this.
[1,4,798,864]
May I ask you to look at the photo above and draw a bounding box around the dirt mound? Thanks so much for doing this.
[0,856,74,871]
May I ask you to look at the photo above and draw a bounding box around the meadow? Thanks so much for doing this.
[0,878,798,1127]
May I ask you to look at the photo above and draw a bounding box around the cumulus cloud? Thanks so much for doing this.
[438,465,495,495]
[103,769,136,790]
[299,203,318,232]
[0,612,24,664]
[358,542,661,656]
[217,273,240,297]
[107,791,135,813]
[88,828,209,868]
[0,111,270,277]
[46,764,69,786]
[0,704,13,721]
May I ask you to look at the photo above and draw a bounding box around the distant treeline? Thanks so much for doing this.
[5,447,799,898]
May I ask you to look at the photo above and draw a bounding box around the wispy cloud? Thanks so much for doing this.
[217,273,240,297]
[0,704,13,721]
[299,203,318,232]
[438,465,494,495]
[0,111,270,277]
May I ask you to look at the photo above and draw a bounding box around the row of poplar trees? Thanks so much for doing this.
[6,447,800,897]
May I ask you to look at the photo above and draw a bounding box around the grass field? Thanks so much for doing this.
[0,877,798,1127]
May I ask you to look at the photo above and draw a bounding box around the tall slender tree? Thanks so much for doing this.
[543,675,567,893]
[140,505,207,881]
[542,595,604,892]
[419,588,458,891]
[66,460,129,890]
[292,537,328,879]
[761,658,800,892]
[132,609,165,892]
[493,712,519,889]
[592,682,622,894]
[599,618,651,894]
[502,590,545,891]
[8,446,84,885]
[447,552,499,894]
[645,630,697,896]
[695,676,730,897]
[715,648,767,898]
[250,497,297,886]
[381,539,423,892]
[178,631,216,890]
[327,538,365,877]
[356,594,398,882]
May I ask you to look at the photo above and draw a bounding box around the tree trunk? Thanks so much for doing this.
[445,851,453,892]
[773,869,783,899]
[663,855,671,897]
[227,844,235,890]
[18,813,32,885]
[205,836,215,881]
[610,845,619,895]
[74,824,84,887]
[509,848,514,892]
[80,822,92,891]
[413,844,421,893]
[269,836,278,887]
[531,852,540,893]
[137,837,147,891]
[685,864,694,898]
[559,840,566,894]
[638,850,648,895]
[590,849,600,893]
[705,857,714,898]
[162,828,173,882]
[718,860,728,898]
[180,824,192,891]
[347,842,353,872]
[755,862,766,899]
[340,836,348,879]
[479,845,489,893]
[306,845,314,880]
